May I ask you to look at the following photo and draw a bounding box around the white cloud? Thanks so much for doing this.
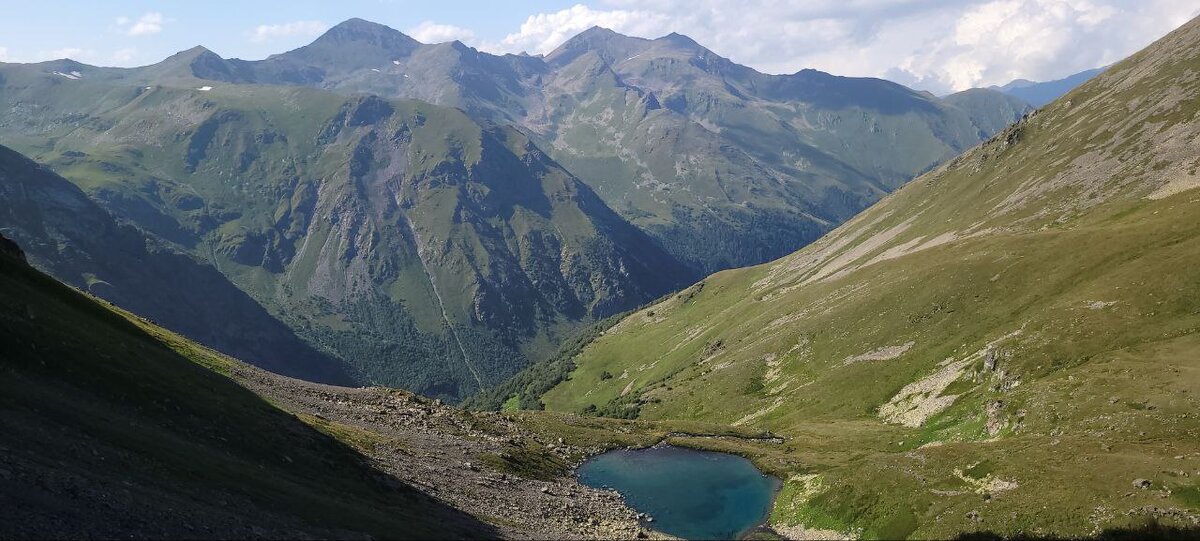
[892,0,1130,91]
[486,0,1200,92]
[110,48,138,66]
[250,20,329,43]
[126,12,165,37]
[487,4,670,55]
[407,21,477,44]
[0,47,8,62]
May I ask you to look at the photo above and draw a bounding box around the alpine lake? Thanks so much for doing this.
[577,445,781,540]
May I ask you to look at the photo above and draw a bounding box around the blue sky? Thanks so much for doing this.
[1,1,1198,93]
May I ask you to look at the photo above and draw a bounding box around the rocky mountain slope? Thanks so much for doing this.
[538,15,1200,539]
[0,77,688,399]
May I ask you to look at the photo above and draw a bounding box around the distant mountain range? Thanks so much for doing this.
[991,66,1107,107]
[0,19,1031,399]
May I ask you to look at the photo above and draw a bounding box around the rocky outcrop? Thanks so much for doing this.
[0,233,26,263]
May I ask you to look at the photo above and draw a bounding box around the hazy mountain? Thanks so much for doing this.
[992,66,1106,107]
[941,87,1033,136]
[536,15,1200,538]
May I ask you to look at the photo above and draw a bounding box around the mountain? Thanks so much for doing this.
[0,144,351,385]
[530,28,1031,272]
[100,19,1030,274]
[941,88,1033,136]
[993,66,1106,107]
[0,19,1028,398]
[0,232,491,538]
[0,79,689,400]
[536,15,1200,539]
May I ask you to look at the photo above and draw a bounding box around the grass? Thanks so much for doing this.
[477,441,569,481]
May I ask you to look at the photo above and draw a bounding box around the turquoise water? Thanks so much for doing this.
[576,445,780,540]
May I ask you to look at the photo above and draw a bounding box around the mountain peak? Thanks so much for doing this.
[579,25,620,38]
[138,45,238,82]
[312,18,420,52]
[546,26,649,67]
[173,45,219,61]
[328,17,391,34]
[658,32,701,48]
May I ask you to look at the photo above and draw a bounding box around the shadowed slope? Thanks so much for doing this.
[0,144,352,385]
[0,235,492,538]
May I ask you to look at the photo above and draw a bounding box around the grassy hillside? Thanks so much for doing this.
[540,15,1200,539]
[0,235,491,538]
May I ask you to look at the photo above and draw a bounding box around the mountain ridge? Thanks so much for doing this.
[990,66,1107,107]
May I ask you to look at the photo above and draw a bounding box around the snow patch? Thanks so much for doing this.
[196,86,213,91]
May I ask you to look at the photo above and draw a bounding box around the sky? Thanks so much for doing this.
[0,0,1197,94]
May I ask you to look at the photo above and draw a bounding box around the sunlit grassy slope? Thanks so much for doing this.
[541,15,1200,539]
